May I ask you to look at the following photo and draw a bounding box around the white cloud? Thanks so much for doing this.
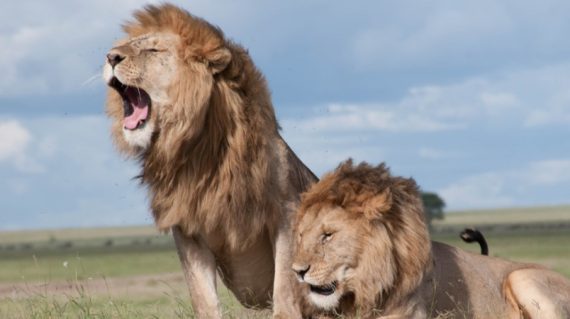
[352,2,513,70]
[439,159,570,210]
[0,120,31,161]
[285,60,570,134]
[525,102,570,127]
[439,172,515,210]
[0,120,46,173]
[280,124,386,176]
[479,92,519,116]
[350,0,570,73]
[283,103,460,133]
[395,67,569,127]
[522,160,570,186]
[2,0,570,113]
[0,0,268,96]
[0,19,104,95]
[1,0,570,229]
[0,115,149,229]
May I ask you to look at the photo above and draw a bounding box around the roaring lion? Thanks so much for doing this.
[103,4,316,318]
[292,160,570,319]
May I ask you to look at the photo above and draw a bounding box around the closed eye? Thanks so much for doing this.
[321,232,334,243]
[144,48,163,53]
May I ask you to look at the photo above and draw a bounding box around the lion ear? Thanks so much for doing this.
[363,188,392,220]
[205,47,231,74]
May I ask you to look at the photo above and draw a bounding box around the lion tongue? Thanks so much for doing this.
[124,106,148,130]
[123,88,149,130]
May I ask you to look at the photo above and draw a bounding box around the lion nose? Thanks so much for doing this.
[106,53,125,67]
[292,264,310,280]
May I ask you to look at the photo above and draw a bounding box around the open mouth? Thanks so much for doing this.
[109,77,151,130]
[309,281,337,296]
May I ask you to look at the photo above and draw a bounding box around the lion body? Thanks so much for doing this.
[416,242,570,318]
[104,4,316,317]
[292,161,570,319]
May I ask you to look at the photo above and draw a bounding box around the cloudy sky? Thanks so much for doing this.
[1,0,569,229]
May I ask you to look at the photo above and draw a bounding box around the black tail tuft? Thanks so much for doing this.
[460,228,489,255]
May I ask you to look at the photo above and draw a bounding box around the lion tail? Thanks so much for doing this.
[460,228,489,255]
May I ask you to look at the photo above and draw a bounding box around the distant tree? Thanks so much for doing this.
[421,192,446,226]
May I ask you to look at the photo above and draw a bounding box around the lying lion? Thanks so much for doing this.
[103,4,316,318]
[292,160,570,319]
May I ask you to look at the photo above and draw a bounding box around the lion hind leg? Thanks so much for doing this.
[504,268,570,319]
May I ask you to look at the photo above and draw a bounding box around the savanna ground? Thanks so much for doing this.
[1,206,569,318]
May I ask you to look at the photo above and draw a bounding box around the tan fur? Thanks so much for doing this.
[292,160,570,319]
[104,4,317,317]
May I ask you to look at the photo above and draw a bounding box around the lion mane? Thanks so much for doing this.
[105,4,317,316]
[107,4,313,249]
[293,160,570,318]
[293,160,431,317]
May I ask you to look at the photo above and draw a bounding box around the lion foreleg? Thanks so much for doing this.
[272,221,303,319]
[172,226,221,318]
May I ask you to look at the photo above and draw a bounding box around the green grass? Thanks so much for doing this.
[0,232,266,318]
[0,246,180,283]
[0,292,194,319]
[3,229,569,318]
[1,205,570,318]
[0,286,266,319]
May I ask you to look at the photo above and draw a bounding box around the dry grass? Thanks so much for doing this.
[0,273,269,319]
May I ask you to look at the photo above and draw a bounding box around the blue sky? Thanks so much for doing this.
[1,0,570,229]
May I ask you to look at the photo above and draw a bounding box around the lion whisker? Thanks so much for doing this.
[81,72,103,87]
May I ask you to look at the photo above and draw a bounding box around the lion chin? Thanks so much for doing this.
[296,262,346,310]
[121,121,154,149]
[306,281,341,310]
